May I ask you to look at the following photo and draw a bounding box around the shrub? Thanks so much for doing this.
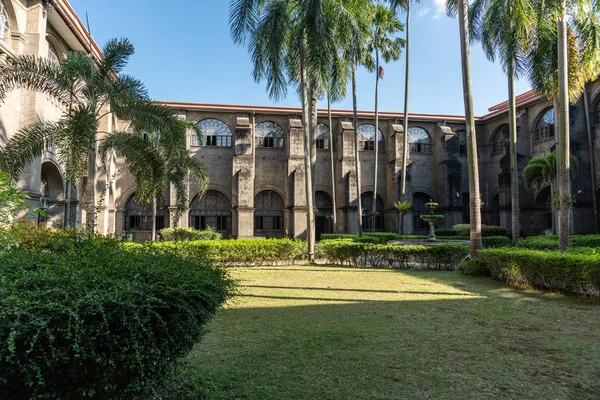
[452,224,471,236]
[0,235,234,398]
[320,232,401,244]
[435,228,459,237]
[315,240,468,270]
[517,234,600,250]
[452,224,508,237]
[483,236,512,248]
[148,238,307,266]
[160,226,222,241]
[457,256,491,276]
[458,248,600,295]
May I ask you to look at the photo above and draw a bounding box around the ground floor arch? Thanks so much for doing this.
[39,161,65,227]
[189,190,232,237]
[361,191,384,232]
[123,193,165,241]
[315,190,334,240]
[412,192,431,233]
[254,190,284,238]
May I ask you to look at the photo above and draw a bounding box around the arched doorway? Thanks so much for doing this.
[315,191,334,240]
[254,190,284,237]
[534,186,553,234]
[189,190,232,237]
[361,191,384,232]
[412,192,431,233]
[123,193,165,241]
[39,162,64,227]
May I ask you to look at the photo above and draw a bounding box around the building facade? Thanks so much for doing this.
[2,0,600,239]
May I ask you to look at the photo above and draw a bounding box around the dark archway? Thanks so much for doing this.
[189,190,232,237]
[412,192,431,233]
[534,186,553,234]
[123,193,165,240]
[315,191,334,240]
[39,162,64,227]
[254,190,285,237]
[361,191,384,232]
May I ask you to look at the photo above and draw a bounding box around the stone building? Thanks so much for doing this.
[2,0,600,239]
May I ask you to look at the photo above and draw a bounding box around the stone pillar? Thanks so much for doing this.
[287,118,308,239]
[232,116,255,238]
[386,123,404,233]
[441,126,462,228]
[340,121,359,233]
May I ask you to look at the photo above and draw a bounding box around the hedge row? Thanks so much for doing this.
[452,224,508,237]
[139,238,307,266]
[458,248,600,296]
[0,233,234,398]
[160,227,222,241]
[316,240,469,270]
[517,234,600,250]
[320,232,510,248]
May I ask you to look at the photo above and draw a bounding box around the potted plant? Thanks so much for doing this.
[419,199,444,241]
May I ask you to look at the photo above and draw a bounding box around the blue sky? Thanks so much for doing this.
[68,0,532,116]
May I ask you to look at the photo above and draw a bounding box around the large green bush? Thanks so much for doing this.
[316,240,468,270]
[0,235,233,398]
[517,234,600,250]
[452,224,508,237]
[146,238,307,266]
[458,248,600,295]
[160,226,222,241]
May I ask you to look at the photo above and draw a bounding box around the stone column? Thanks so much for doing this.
[386,123,404,232]
[441,125,462,228]
[340,121,359,233]
[232,116,255,238]
[287,118,308,239]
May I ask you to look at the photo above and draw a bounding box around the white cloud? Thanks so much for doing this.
[417,7,430,17]
[432,0,446,19]
[432,14,440,19]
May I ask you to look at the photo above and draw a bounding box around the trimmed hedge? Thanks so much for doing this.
[453,224,508,237]
[483,236,512,248]
[144,238,307,266]
[316,240,469,270]
[160,227,222,241]
[458,248,600,296]
[0,235,234,398]
[517,234,600,250]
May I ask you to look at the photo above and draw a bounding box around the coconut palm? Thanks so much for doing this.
[100,118,208,241]
[394,199,412,235]
[387,0,420,211]
[230,0,370,259]
[527,1,600,250]
[446,0,483,255]
[468,0,536,244]
[365,4,404,232]
[0,38,172,231]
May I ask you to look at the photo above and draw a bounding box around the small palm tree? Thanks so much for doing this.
[0,38,172,231]
[365,4,404,232]
[394,199,412,235]
[100,118,208,241]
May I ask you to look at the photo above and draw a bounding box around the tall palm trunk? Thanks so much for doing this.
[300,38,315,261]
[328,94,337,233]
[507,62,520,244]
[458,0,483,254]
[310,80,318,206]
[65,181,71,228]
[399,1,411,202]
[372,46,380,233]
[87,147,97,231]
[352,62,363,237]
[557,6,570,251]
[151,198,157,242]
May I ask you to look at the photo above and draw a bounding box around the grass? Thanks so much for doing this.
[173,265,600,399]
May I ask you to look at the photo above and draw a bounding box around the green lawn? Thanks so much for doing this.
[174,265,600,399]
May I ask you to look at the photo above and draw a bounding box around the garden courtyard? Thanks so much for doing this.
[175,265,600,399]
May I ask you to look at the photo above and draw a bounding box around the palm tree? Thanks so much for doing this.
[527,1,600,250]
[387,0,420,212]
[230,0,369,259]
[0,38,172,231]
[468,0,535,244]
[394,199,411,235]
[100,118,208,241]
[522,150,578,233]
[365,4,404,232]
[446,0,483,255]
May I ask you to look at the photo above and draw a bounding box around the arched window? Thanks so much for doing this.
[123,194,165,233]
[254,190,284,236]
[189,190,232,236]
[408,127,431,153]
[316,122,330,150]
[594,99,600,125]
[0,1,10,45]
[315,191,334,237]
[256,121,285,148]
[358,124,385,152]
[47,40,60,64]
[193,119,232,147]
[535,108,555,141]
[361,192,384,231]
[455,129,467,155]
[492,124,509,154]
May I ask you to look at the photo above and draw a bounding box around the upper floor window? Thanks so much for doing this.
[535,108,555,142]
[358,124,385,152]
[316,122,330,150]
[455,129,467,155]
[193,118,232,147]
[492,124,509,154]
[408,127,431,153]
[0,1,10,45]
[48,40,60,64]
[256,121,284,148]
